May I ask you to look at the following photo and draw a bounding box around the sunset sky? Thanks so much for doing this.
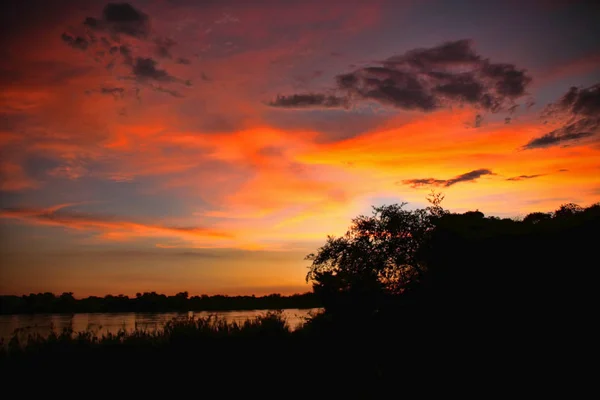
[1,0,599,297]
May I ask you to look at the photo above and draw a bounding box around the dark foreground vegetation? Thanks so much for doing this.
[1,197,597,393]
[0,291,320,314]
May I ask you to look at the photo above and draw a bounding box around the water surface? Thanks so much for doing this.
[0,308,321,341]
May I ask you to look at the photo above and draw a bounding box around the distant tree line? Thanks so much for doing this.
[0,292,320,315]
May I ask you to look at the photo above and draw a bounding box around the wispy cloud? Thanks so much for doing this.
[506,174,545,181]
[401,169,494,188]
[0,204,234,245]
[269,94,349,109]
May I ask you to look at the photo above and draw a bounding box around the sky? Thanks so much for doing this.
[1,0,599,297]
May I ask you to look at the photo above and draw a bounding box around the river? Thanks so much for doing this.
[0,308,322,341]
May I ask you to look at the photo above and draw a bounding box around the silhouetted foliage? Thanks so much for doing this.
[420,201,598,337]
[306,192,447,315]
[553,202,584,218]
[523,211,552,224]
[306,199,599,337]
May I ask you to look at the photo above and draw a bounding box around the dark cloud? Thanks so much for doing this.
[444,169,494,186]
[269,94,349,108]
[522,129,594,149]
[435,75,484,104]
[386,39,480,67]
[538,85,599,126]
[401,178,446,188]
[153,86,184,98]
[84,3,150,39]
[559,85,600,116]
[401,169,494,188]
[60,8,190,98]
[506,174,544,181]
[132,57,175,82]
[523,84,600,150]
[270,40,532,113]
[61,33,89,50]
[481,62,530,98]
[336,67,437,111]
[100,86,125,98]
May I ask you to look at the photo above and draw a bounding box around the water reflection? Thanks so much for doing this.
[0,308,321,341]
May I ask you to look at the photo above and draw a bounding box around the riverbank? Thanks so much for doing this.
[0,308,320,341]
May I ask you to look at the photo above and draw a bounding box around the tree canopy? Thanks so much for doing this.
[306,192,447,313]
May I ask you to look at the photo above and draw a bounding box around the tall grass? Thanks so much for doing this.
[0,310,293,356]
[0,309,451,395]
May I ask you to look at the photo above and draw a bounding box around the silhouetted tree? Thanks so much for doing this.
[553,202,583,218]
[523,211,551,224]
[57,292,76,312]
[306,201,443,314]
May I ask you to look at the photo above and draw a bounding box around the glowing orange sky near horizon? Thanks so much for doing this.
[0,0,599,297]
